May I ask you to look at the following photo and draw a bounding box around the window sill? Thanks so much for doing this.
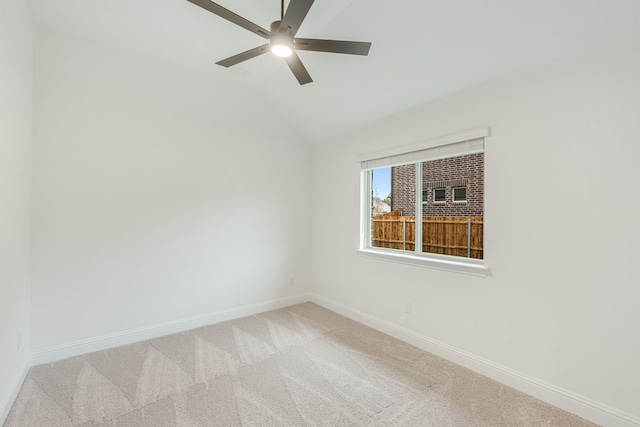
[356,248,490,277]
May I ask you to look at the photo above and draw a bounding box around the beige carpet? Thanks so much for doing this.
[5,303,598,426]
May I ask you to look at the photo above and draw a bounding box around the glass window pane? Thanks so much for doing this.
[421,154,484,259]
[370,164,415,252]
[371,166,392,217]
[453,187,467,201]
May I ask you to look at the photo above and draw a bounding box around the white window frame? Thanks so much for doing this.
[453,186,467,203]
[357,127,490,276]
[433,188,446,203]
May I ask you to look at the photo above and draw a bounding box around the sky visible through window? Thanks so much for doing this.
[371,167,391,199]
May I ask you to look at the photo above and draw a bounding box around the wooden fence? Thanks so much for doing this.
[372,210,484,259]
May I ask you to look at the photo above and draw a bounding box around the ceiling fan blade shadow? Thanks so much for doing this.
[284,52,313,85]
[294,38,371,56]
[216,44,270,67]
[279,0,314,36]
[185,0,271,39]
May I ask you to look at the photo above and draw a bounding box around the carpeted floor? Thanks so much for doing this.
[5,302,599,426]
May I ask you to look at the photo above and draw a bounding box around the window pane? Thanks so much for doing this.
[371,166,392,217]
[421,153,484,259]
[370,164,415,252]
[453,187,467,201]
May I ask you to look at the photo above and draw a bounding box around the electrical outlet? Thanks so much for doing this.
[17,332,22,350]
[288,276,295,287]
[404,301,412,314]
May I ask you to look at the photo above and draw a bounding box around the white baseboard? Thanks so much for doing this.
[0,354,31,426]
[310,293,640,427]
[32,293,311,366]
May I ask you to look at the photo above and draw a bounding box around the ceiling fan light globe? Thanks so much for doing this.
[271,44,293,57]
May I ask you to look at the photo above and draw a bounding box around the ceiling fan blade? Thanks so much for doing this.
[284,52,313,85]
[294,38,372,56]
[216,44,270,67]
[185,0,271,39]
[279,0,314,37]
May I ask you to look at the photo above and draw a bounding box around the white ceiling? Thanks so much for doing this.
[26,0,640,143]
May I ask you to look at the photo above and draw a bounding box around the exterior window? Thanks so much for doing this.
[433,188,446,203]
[360,134,486,269]
[453,187,467,202]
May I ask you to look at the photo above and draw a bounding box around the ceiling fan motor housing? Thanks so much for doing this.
[269,21,294,56]
[270,21,293,46]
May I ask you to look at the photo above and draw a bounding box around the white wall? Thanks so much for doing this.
[311,48,640,425]
[0,0,33,419]
[31,29,311,351]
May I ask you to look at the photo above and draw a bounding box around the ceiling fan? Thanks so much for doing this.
[185,0,372,85]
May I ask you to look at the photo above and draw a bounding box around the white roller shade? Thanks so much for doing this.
[359,127,488,170]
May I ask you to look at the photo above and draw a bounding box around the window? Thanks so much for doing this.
[358,128,488,275]
[453,187,467,202]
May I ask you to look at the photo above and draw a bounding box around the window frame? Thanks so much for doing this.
[433,188,446,203]
[452,186,467,203]
[357,128,490,276]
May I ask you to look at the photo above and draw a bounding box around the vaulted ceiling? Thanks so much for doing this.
[26,0,640,143]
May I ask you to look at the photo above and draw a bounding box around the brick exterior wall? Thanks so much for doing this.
[389,163,416,215]
[391,152,484,217]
